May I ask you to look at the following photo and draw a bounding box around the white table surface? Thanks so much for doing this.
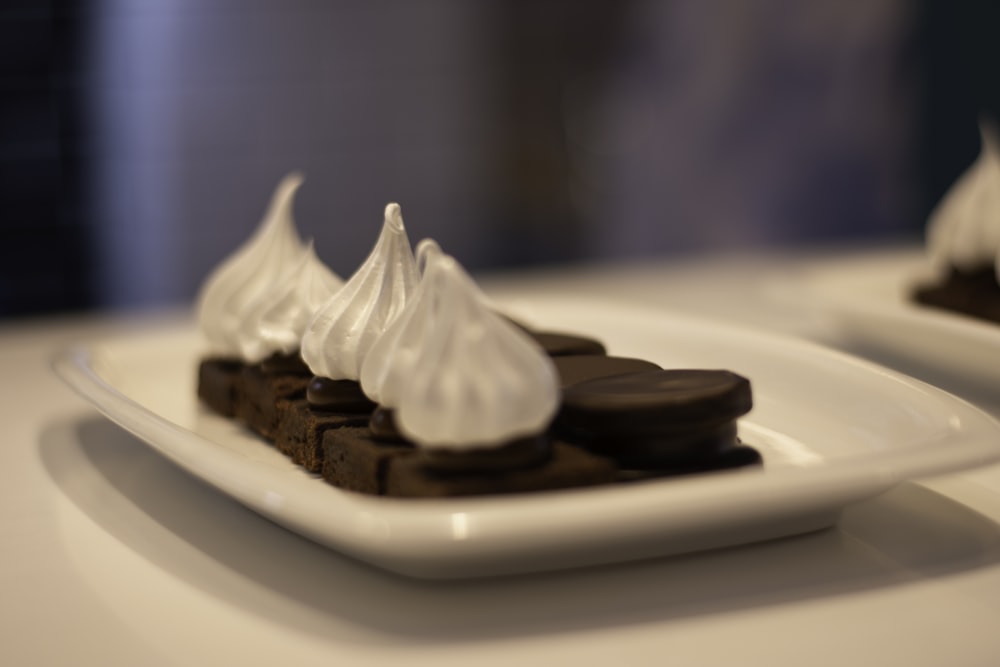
[6,243,1000,667]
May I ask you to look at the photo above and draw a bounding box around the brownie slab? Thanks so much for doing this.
[197,358,244,417]
[274,399,371,473]
[321,427,415,494]
[237,365,310,439]
[384,442,617,498]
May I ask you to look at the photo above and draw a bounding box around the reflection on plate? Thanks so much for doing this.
[53,296,1000,579]
[799,248,1000,386]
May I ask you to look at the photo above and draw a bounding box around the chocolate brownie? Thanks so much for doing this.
[197,357,244,417]
[912,266,1000,323]
[274,399,371,472]
[384,441,617,498]
[273,376,377,472]
[237,364,310,439]
[321,426,415,494]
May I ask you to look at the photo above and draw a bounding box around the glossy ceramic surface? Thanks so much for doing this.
[800,250,1000,386]
[54,297,1000,578]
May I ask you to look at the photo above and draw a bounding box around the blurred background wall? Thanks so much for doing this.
[1,0,997,316]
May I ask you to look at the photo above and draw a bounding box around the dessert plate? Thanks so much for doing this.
[53,297,1000,579]
[795,248,1000,386]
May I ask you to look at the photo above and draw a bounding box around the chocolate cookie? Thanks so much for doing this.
[552,354,661,388]
[384,441,617,498]
[307,376,377,412]
[368,407,406,442]
[615,443,763,482]
[528,331,607,357]
[556,369,754,469]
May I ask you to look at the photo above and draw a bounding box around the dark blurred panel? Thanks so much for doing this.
[914,0,1000,219]
[2,1,964,314]
[0,0,96,317]
[486,0,633,266]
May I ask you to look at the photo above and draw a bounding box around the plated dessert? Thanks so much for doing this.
[195,174,761,497]
[912,120,1000,322]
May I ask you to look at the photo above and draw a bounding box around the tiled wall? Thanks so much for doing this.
[8,1,992,315]
[1,1,95,316]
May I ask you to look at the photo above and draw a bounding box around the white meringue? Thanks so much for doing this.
[195,172,307,357]
[300,203,419,380]
[359,238,446,406]
[390,252,560,449]
[236,241,344,363]
[927,120,1000,278]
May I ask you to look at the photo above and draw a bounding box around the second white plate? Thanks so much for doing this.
[54,296,1000,579]
[797,248,1000,386]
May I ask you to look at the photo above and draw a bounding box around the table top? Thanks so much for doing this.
[7,243,1000,667]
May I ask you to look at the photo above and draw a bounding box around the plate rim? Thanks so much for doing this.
[52,298,1000,578]
[802,249,1000,341]
[797,248,1000,381]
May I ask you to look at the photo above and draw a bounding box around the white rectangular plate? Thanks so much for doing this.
[54,297,1000,579]
[798,248,1000,386]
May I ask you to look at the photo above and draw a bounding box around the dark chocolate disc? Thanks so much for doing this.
[369,407,406,442]
[615,440,763,481]
[558,369,752,437]
[713,443,763,469]
[553,354,661,388]
[419,435,552,474]
[259,351,311,375]
[528,331,606,357]
[583,422,739,468]
[306,376,376,413]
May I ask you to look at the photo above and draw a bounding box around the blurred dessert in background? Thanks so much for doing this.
[913,120,1000,323]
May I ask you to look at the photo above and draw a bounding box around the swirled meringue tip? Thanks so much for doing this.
[260,172,305,224]
[384,203,404,232]
[415,238,444,275]
[194,173,309,356]
[282,170,305,190]
[981,116,1000,155]
[235,237,344,362]
[299,203,420,380]
[925,118,1000,273]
